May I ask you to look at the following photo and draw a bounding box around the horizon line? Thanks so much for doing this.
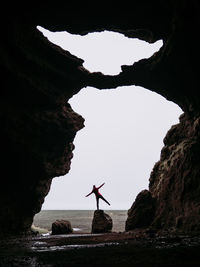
[41,209,128,211]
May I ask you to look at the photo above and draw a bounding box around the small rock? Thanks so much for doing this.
[92,210,113,233]
[51,220,73,235]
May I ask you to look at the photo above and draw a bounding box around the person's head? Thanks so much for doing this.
[93,185,96,189]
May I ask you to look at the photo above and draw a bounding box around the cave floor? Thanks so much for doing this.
[0,231,200,266]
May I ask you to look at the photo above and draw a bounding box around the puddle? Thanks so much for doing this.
[31,242,120,252]
[37,233,102,239]
[33,241,47,247]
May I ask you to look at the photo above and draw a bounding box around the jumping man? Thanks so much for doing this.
[85,183,110,210]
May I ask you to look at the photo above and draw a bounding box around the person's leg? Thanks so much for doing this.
[100,195,110,206]
[96,196,99,210]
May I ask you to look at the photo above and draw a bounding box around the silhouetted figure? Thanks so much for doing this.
[85,183,110,210]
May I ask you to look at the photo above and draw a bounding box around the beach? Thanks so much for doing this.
[0,210,199,266]
[0,230,200,266]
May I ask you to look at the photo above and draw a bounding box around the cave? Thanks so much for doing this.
[1,1,200,235]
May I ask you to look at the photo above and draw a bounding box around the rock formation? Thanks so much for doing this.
[1,1,200,234]
[52,220,73,235]
[92,210,113,233]
[125,190,155,231]
[126,112,200,233]
[150,113,200,232]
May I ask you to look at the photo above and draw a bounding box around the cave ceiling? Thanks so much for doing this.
[3,1,200,113]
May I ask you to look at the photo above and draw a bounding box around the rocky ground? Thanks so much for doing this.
[0,230,200,266]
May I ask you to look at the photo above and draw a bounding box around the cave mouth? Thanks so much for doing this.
[34,84,182,233]
[35,26,182,212]
[42,86,182,211]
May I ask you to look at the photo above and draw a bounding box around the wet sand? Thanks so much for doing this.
[0,231,200,266]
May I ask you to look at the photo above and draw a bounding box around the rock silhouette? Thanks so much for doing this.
[92,210,113,233]
[126,190,155,231]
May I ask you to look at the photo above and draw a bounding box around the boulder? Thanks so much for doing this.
[92,210,113,233]
[51,220,73,235]
[125,190,155,231]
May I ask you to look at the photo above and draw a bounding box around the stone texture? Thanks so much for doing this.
[148,113,200,232]
[92,210,113,233]
[52,220,73,235]
[1,1,200,234]
[0,23,85,235]
[126,113,200,232]
[125,190,155,231]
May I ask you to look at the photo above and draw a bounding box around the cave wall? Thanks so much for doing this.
[149,113,200,232]
[126,112,200,232]
[1,1,200,234]
[0,18,86,234]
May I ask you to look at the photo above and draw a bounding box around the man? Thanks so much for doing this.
[85,183,110,210]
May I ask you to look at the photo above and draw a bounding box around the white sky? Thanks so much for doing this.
[38,27,182,210]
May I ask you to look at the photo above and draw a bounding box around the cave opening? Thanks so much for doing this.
[34,27,182,232]
[37,26,163,75]
[2,2,200,265]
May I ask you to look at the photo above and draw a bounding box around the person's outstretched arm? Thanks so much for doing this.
[85,191,93,197]
[97,183,105,189]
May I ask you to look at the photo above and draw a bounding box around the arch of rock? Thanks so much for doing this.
[1,1,200,235]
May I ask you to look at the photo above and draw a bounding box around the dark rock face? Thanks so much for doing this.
[126,113,200,232]
[52,220,73,235]
[1,1,200,234]
[125,190,155,231]
[0,22,85,234]
[148,113,200,232]
[92,210,113,233]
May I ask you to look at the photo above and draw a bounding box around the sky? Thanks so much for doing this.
[38,26,183,210]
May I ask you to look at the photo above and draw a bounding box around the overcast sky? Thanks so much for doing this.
[38,27,182,210]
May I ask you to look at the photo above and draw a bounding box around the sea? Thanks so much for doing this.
[33,210,127,233]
